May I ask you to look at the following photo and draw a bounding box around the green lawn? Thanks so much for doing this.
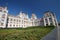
[0,26,54,40]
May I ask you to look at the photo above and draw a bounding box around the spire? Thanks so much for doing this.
[31,13,37,19]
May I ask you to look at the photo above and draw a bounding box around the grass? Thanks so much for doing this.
[0,26,54,40]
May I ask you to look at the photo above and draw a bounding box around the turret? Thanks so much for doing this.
[0,6,8,13]
[43,11,58,26]
[0,6,8,28]
[31,13,37,19]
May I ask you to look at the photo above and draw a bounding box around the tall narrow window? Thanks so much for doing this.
[1,23,3,26]
[14,19,15,21]
[2,14,5,18]
[11,19,12,21]
[0,10,2,12]
[4,11,6,13]
[10,24,12,26]
[49,18,52,22]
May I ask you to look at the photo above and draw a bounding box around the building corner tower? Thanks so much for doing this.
[0,6,8,28]
[43,11,58,26]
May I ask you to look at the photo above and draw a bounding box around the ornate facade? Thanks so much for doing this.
[0,7,58,28]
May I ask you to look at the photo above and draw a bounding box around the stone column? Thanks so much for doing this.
[52,17,55,26]
[53,13,58,26]
[43,18,46,26]
[47,17,50,26]
[55,17,58,26]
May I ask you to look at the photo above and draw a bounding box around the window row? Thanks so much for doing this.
[0,10,7,13]
[8,24,27,27]
[8,18,21,22]
[9,24,21,27]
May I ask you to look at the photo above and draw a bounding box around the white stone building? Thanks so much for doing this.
[7,12,31,28]
[0,7,58,28]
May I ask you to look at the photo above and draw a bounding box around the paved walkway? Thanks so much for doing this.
[41,28,57,40]
[57,26,60,40]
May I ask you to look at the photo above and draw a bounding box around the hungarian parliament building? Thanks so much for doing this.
[0,7,58,28]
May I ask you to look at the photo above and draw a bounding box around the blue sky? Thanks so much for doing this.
[0,0,60,22]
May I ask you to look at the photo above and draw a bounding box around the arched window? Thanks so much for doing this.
[2,14,5,18]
